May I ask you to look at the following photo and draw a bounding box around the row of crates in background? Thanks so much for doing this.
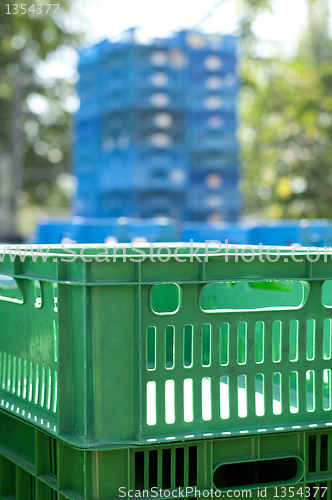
[2,245,332,497]
[182,219,332,247]
[35,217,176,244]
[34,218,332,247]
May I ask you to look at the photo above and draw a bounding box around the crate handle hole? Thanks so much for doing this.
[322,280,332,307]
[200,280,308,313]
[213,456,303,490]
[150,283,181,315]
[0,275,23,304]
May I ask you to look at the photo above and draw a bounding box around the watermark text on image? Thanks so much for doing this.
[0,240,332,264]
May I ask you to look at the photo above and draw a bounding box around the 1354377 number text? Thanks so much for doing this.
[6,4,59,15]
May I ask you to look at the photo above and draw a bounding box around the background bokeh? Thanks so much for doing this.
[1,0,332,241]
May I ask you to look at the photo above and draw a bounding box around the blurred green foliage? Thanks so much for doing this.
[0,0,81,208]
[239,0,332,219]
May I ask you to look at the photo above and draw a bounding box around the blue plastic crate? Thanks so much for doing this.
[96,190,186,219]
[72,153,103,180]
[248,220,332,247]
[75,94,102,121]
[134,190,185,215]
[77,31,238,68]
[191,151,239,169]
[74,118,101,139]
[190,168,240,187]
[101,88,185,113]
[100,45,133,70]
[181,219,332,245]
[72,194,101,218]
[72,120,102,160]
[73,148,101,170]
[99,146,188,170]
[191,161,240,175]
[75,173,104,196]
[187,209,240,223]
[186,111,237,131]
[187,131,239,152]
[133,109,185,131]
[34,217,177,244]
[181,221,249,243]
[187,73,239,95]
[101,116,185,149]
[248,222,299,246]
[34,218,84,244]
[101,67,186,92]
[73,151,102,183]
[99,44,189,82]
[188,54,237,76]
[132,165,187,191]
[186,91,237,112]
[169,30,238,54]
[220,210,239,223]
[77,71,102,94]
[132,44,189,71]
[97,160,135,191]
[72,30,239,223]
[98,190,137,217]
[77,39,109,67]
[100,110,185,137]
[299,220,332,246]
[75,101,103,121]
[76,71,105,120]
[75,173,98,192]
[77,66,103,87]
[217,35,238,53]
[125,218,177,242]
[99,164,188,192]
[186,186,242,213]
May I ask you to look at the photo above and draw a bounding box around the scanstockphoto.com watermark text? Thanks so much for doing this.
[118,486,254,497]
[118,485,327,497]
[1,240,332,264]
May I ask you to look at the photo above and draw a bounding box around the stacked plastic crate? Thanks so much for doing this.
[73,29,240,223]
[182,31,240,222]
[34,216,176,244]
[1,245,332,497]
[181,219,332,247]
[73,30,188,221]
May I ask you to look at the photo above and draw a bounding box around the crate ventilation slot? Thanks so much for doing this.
[135,446,197,491]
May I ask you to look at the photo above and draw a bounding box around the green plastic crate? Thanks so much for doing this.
[0,408,332,500]
[1,244,332,448]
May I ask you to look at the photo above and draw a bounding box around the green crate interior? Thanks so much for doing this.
[0,408,332,499]
[1,245,332,447]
